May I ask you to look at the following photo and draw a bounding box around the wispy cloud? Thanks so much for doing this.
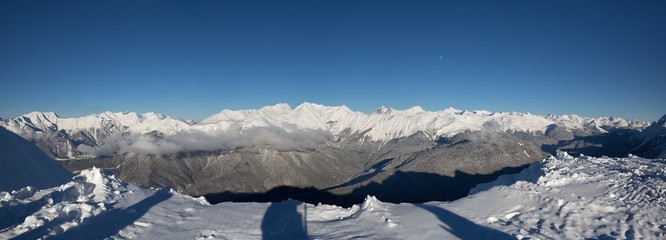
[77,124,331,155]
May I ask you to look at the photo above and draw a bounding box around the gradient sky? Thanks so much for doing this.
[1,1,664,121]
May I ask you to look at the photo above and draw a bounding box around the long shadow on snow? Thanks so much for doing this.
[261,200,308,240]
[205,165,529,208]
[416,204,513,239]
[0,194,50,231]
[0,185,90,232]
[15,188,172,240]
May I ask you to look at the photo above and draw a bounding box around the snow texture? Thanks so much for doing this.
[1,153,664,239]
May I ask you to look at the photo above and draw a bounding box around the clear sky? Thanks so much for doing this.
[1,1,664,121]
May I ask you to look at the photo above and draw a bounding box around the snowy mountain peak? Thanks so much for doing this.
[376,106,391,114]
[407,106,425,113]
[20,112,60,128]
[390,106,426,116]
[294,102,334,114]
[24,111,59,121]
[472,110,493,116]
[141,112,166,119]
[262,103,293,113]
[99,111,141,123]
[440,107,463,115]
[337,105,353,113]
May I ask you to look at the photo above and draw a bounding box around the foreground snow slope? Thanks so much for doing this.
[465,152,666,239]
[0,127,72,192]
[1,153,664,239]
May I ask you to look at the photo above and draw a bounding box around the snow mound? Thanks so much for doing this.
[459,155,666,239]
[0,168,128,238]
[360,196,397,228]
[63,167,127,203]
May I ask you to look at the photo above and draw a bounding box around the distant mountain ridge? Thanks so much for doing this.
[1,103,649,157]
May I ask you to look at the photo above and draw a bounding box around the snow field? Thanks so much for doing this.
[1,154,665,239]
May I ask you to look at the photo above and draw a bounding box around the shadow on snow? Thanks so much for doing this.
[416,204,514,239]
[261,200,308,240]
[14,188,172,240]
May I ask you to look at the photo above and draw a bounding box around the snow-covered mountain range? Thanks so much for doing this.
[0,103,649,157]
[4,103,649,140]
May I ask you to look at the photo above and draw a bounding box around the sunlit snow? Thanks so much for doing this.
[1,153,664,239]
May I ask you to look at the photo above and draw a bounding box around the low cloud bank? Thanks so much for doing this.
[77,125,331,156]
[466,120,504,143]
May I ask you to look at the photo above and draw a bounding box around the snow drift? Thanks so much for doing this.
[2,153,665,239]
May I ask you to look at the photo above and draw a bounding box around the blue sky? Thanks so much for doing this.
[1,1,664,121]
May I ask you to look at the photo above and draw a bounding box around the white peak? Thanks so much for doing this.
[261,103,292,112]
[201,110,238,123]
[338,105,352,112]
[141,112,165,119]
[407,106,425,112]
[562,114,581,118]
[99,111,141,121]
[24,111,59,120]
[295,102,326,111]
[397,106,426,114]
[100,111,128,118]
[385,106,427,117]
[295,102,350,113]
[330,105,355,114]
[440,107,463,114]
[472,110,493,116]
[376,106,391,114]
[201,104,292,124]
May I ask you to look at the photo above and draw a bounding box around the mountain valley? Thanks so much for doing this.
[2,103,662,206]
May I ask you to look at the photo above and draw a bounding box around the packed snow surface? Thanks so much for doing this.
[1,153,664,239]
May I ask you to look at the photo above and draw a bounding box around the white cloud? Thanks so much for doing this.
[80,124,331,155]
